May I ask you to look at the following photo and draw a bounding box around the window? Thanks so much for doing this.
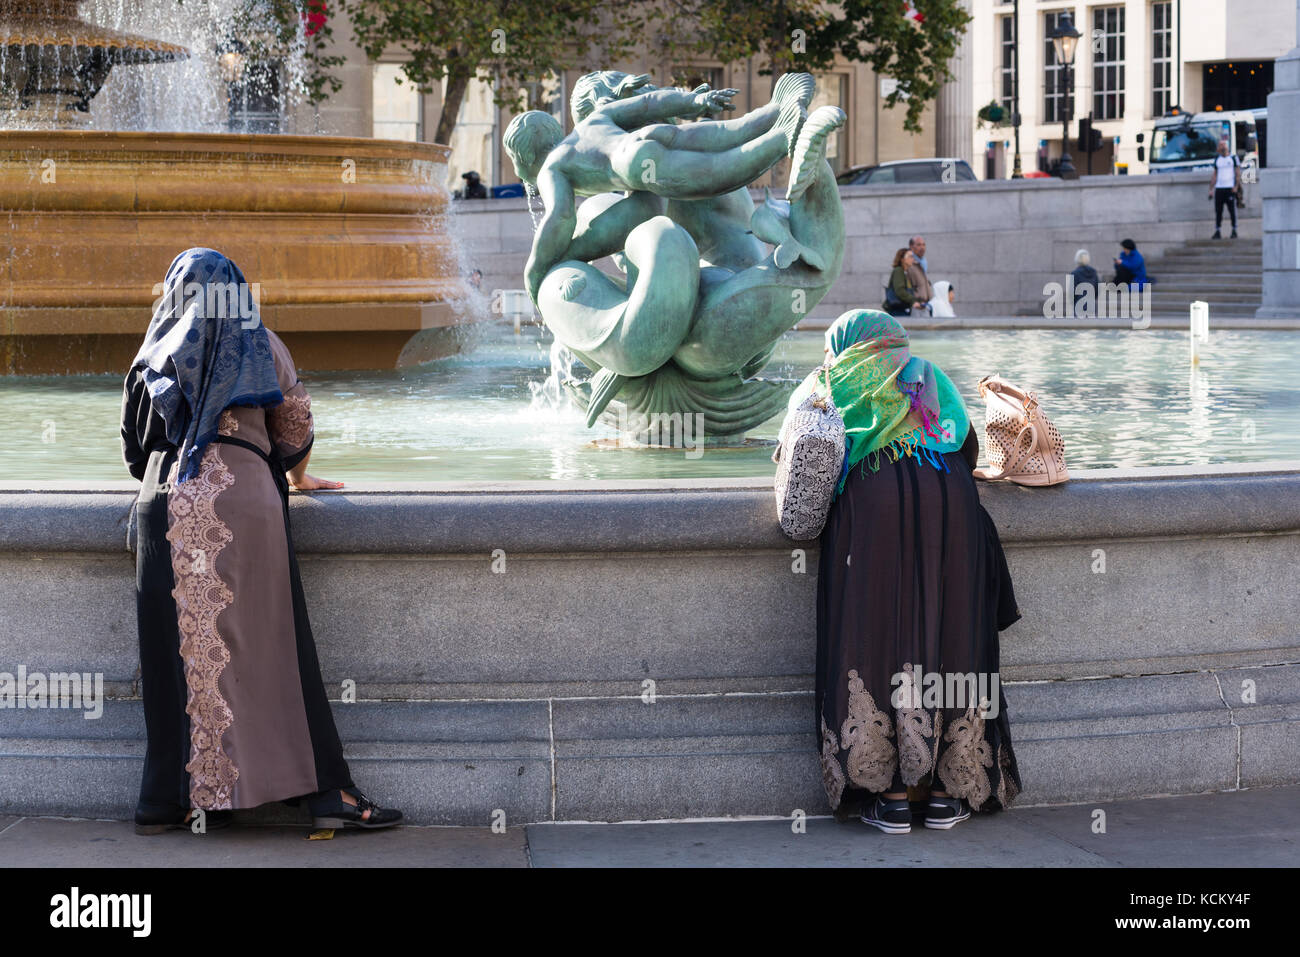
[1092,6,1126,120]
[1151,1,1173,116]
[1043,11,1070,124]
[373,63,423,141]
[999,15,1016,112]
[896,164,939,184]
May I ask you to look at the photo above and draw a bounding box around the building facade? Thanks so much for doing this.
[301,18,936,190]
[967,0,1294,178]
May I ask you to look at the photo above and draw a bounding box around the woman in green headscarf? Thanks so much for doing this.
[791,309,1022,834]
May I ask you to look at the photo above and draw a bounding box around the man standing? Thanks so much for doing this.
[1208,140,1241,239]
[906,235,933,313]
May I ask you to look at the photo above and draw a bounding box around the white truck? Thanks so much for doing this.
[1138,108,1266,184]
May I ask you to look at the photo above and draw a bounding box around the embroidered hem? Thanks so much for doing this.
[166,448,239,810]
[822,667,1018,813]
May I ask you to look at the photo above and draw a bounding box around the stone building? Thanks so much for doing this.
[966,0,1294,178]
[313,36,938,191]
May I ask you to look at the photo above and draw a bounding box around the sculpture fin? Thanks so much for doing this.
[787,105,846,202]
[772,72,816,111]
[585,368,628,428]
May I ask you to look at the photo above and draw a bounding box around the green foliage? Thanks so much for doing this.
[976,100,1008,128]
[339,0,646,131]
[657,0,971,132]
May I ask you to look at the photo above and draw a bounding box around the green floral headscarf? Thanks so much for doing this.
[788,309,968,493]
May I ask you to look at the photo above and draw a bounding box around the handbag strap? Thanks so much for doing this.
[812,363,832,409]
[977,421,1039,481]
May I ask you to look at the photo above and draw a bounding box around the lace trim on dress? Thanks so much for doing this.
[936,706,994,809]
[268,388,312,453]
[894,662,934,787]
[166,448,239,810]
[839,669,897,793]
[823,666,1016,811]
[820,716,846,808]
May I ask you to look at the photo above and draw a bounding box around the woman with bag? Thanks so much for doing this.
[881,248,919,317]
[786,310,1023,833]
[122,248,402,834]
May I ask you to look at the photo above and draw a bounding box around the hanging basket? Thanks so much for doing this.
[977,101,1008,127]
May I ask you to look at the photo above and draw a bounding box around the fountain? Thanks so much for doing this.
[0,0,188,120]
[0,0,463,375]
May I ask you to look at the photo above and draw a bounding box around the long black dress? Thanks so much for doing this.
[815,427,1023,813]
[123,329,354,817]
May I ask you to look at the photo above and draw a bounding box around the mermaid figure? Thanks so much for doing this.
[504,71,846,440]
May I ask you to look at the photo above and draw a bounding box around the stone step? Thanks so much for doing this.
[1145,279,1261,289]
[2,665,1296,824]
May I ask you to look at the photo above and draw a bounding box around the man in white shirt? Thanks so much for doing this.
[1208,140,1241,239]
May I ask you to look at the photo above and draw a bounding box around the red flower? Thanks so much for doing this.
[303,0,328,36]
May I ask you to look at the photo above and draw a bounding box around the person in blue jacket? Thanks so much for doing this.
[1113,238,1152,289]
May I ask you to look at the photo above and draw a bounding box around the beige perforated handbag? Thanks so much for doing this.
[972,374,1069,486]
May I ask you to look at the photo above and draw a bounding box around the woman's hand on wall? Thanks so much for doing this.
[289,472,344,491]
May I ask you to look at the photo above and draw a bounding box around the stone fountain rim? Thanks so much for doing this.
[0,128,451,159]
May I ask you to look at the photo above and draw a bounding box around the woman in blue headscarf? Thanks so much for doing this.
[793,310,1022,834]
[122,248,401,834]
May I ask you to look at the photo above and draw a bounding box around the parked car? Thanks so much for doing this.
[836,158,978,186]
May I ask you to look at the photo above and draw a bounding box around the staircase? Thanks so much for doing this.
[1143,236,1263,318]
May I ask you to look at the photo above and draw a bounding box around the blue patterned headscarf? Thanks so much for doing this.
[131,248,283,483]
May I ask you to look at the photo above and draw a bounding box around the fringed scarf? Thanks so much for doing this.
[788,309,969,495]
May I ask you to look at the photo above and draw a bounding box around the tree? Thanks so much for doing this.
[656,0,971,133]
[339,0,646,146]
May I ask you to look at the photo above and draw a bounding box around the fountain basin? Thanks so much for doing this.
[0,465,1297,821]
[0,129,463,374]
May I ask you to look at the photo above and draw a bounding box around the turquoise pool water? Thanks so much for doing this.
[1,325,1296,482]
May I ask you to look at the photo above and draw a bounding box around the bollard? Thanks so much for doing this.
[502,288,531,334]
[1189,300,1210,364]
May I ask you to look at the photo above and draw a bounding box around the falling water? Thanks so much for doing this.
[0,0,321,132]
[527,339,577,414]
[524,181,544,232]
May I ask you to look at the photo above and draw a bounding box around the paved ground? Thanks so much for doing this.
[2,786,1296,867]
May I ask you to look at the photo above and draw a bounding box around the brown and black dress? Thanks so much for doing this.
[123,327,353,815]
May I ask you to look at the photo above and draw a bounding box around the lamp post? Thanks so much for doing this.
[216,38,247,86]
[1011,0,1022,177]
[1049,11,1081,180]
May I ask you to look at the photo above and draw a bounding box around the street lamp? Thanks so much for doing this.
[216,38,247,86]
[1011,0,1022,178]
[1048,11,1081,180]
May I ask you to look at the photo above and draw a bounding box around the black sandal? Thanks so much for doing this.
[309,790,403,830]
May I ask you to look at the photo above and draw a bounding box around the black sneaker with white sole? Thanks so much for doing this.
[924,795,972,829]
[860,796,912,834]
